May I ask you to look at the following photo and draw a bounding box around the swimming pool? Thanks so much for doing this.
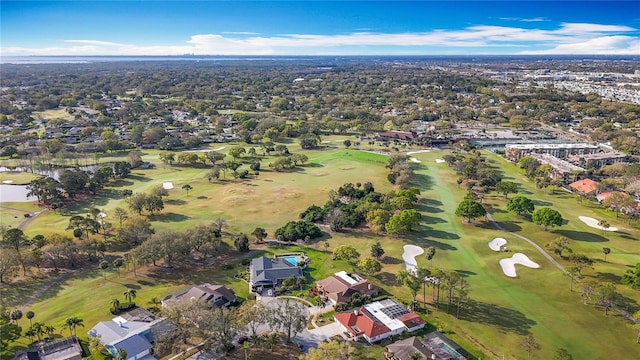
[282,256,298,266]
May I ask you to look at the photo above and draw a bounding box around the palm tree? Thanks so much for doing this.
[26,310,35,329]
[25,328,36,343]
[10,309,22,326]
[98,260,109,279]
[598,219,610,235]
[44,325,56,339]
[32,322,45,342]
[602,247,611,262]
[148,297,161,311]
[182,184,193,196]
[111,298,121,312]
[123,289,137,304]
[62,317,84,337]
[425,246,436,267]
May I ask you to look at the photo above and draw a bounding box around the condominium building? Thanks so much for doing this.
[505,143,599,161]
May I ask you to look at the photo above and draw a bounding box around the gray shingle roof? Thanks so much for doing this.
[251,256,303,286]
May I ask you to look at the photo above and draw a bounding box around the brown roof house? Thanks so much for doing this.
[161,284,237,308]
[316,271,380,306]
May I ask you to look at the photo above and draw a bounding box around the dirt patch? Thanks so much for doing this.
[311,171,330,176]
[339,166,355,170]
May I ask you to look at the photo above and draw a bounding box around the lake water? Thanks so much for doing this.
[0,184,35,202]
[0,165,101,202]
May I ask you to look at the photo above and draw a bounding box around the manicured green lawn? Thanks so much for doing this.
[6,144,639,359]
[0,172,42,185]
[403,149,640,359]
[23,145,391,237]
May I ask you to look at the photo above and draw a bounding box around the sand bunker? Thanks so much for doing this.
[578,216,619,231]
[162,182,174,190]
[488,237,507,251]
[406,150,430,155]
[499,253,540,277]
[402,245,424,274]
[435,159,446,163]
[409,157,421,163]
[2,180,14,184]
[183,146,225,153]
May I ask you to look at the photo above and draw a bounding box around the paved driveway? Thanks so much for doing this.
[292,322,344,353]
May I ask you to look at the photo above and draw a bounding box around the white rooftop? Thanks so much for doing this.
[335,271,358,285]
[506,143,598,150]
[363,299,406,332]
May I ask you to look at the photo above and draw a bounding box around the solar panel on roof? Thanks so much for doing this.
[380,303,409,319]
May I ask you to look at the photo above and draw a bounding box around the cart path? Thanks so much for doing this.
[17,209,47,230]
[485,211,636,323]
[20,269,76,311]
[485,212,566,273]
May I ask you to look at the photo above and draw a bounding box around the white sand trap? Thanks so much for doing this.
[488,237,507,251]
[578,216,619,231]
[183,146,226,153]
[499,253,540,277]
[98,212,107,218]
[435,159,446,163]
[406,150,430,155]
[162,182,174,190]
[402,245,425,274]
[409,157,421,163]
[2,180,14,184]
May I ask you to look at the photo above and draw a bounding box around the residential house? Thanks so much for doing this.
[568,178,599,195]
[316,271,380,305]
[385,332,468,360]
[334,299,425,344]
[249,256,304,293]
[13,336,83,360]
[161,283,237,308]
[88,308,170,360]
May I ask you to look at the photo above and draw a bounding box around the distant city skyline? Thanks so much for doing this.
[1,1,639,56]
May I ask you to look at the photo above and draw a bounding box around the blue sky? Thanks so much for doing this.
[1,1,639,56]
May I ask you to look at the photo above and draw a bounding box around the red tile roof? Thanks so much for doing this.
[397,312,426,329]
[568,178,599,194]
[334,308,391,339]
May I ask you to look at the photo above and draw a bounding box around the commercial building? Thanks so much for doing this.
[505,143,599,161]
[529,153,585,182]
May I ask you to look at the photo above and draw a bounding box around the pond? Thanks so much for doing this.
[0,184,35,202]
[0,164,102,202]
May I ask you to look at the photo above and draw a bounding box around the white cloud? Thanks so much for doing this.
[221,31,260,35]
[65,40,129,47]
[521,17,548,22]
[521,36,640,55]
[1,22,637,56]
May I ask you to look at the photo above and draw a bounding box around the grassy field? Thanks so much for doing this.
[3,142,639,359]
[0,172,42,185]
[403,149,640,359]
[0,202,42,229]
[22,143,391,237]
